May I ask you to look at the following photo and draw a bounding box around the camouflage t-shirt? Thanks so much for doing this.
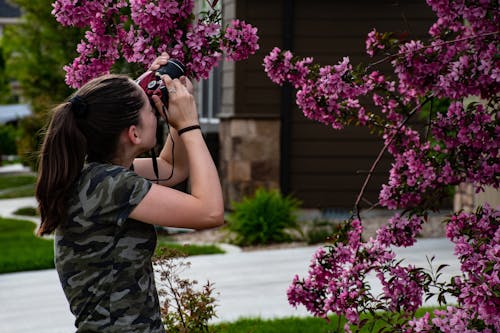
[55,162,164,332]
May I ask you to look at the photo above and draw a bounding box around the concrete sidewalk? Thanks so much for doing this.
[0,198,461,332]
[0,197,39,225]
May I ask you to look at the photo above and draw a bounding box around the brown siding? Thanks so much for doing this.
[233,0,436,208]
[233,0,283,118]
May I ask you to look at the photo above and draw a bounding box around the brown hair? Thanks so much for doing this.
[36,74,146,235]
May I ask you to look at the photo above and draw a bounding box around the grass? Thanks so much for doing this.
[212,316,342,333]
[211,307,443,332]
[156,236,225,256]
[13,206,39,216]
[0,173,37,199]
[0,218,223,274]
[0,217,54,274]
[0,173,37,190]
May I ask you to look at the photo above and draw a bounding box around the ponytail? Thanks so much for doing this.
[36,103,87,235]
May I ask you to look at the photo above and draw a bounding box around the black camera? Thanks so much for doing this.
[137,59,186,107]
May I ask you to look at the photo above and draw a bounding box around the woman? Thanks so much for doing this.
[35,54,224,332]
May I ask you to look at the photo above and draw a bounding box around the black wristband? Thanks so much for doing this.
[177,125,201,136]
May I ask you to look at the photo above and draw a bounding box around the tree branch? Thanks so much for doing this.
[353,96,433,219]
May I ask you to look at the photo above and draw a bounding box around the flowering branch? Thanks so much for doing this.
[353,95,432,220]
[52,0,259,88]
[265,0,499,331]
[365,30,500,72]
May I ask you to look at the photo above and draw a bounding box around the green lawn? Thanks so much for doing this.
[211,307,442,332]
[13,206,39,216]
[0,217,224,274]
[0,217,54,274]
[0,174,37,199]
[212,316,343,333]
[156,236,225,256]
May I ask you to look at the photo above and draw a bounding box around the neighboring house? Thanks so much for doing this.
[0,103,31,125]
[1,0,22,98]
[216,0,437,209]
[0,0,21,36]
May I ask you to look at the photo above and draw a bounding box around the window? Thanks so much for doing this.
[195,0,222,133]
[197,65,221,132]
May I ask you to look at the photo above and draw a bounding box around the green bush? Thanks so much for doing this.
[304,218,339,245]
[17,114,46,171]
[227,188,301,246]
[0,124,19,159]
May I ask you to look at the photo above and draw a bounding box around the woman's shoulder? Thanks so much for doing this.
[83,162,130,178]
[77,162,146,196]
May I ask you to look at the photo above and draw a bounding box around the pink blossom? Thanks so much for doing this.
[365,29,386,57]
[52,0,259,87]
[269,1,499,331]
[223,20,259,61]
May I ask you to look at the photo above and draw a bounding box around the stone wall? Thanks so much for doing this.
[360,211,449,240]
[454,183,500,213]
[453,183,476,212]
[219,118,281,208]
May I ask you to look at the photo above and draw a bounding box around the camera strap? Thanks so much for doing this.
[146,104,175,183]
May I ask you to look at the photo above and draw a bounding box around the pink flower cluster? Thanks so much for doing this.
[407,206,499,332]
[393,0,500,101]
[288,219,374,323]
[288,218,429,328]
[265,0,499,331]
[446,205,500,328]
[376,213,423,247]
[380,100,499,210]
[377,265,425,313]
[178,22,222,79]
[223,20,260,62]
[365,29,386,57]
[264,48,373,129]
[52,0,259,87]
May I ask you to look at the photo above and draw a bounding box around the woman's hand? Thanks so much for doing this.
[148,52,170,71]
[179,76,194,94]
[151,75,199,131]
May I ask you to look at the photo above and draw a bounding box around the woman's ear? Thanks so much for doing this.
[126,125,141,145]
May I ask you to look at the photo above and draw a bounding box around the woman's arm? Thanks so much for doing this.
[130,77,224,229]
[133,54,191,187]
[132,126,189,187]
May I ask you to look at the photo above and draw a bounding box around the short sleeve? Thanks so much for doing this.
[112,168,152,225]
[78,164,152,227]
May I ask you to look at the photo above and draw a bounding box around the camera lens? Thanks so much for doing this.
[156,59,186,79]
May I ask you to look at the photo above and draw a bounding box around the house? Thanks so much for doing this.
[0,0,21,35]
[217,0,437,210]
[0,103,31,125]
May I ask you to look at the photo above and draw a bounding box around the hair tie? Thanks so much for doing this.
[69,95,88,117]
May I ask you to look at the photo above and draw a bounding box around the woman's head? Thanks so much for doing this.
[36,74,154,235]
[71,74,150,162]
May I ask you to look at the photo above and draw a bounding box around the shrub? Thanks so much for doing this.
[303,218,340,245]
[0,124,19,161]
[227,188,301,246]
[17,113,46,170]
[154,248,218,333]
